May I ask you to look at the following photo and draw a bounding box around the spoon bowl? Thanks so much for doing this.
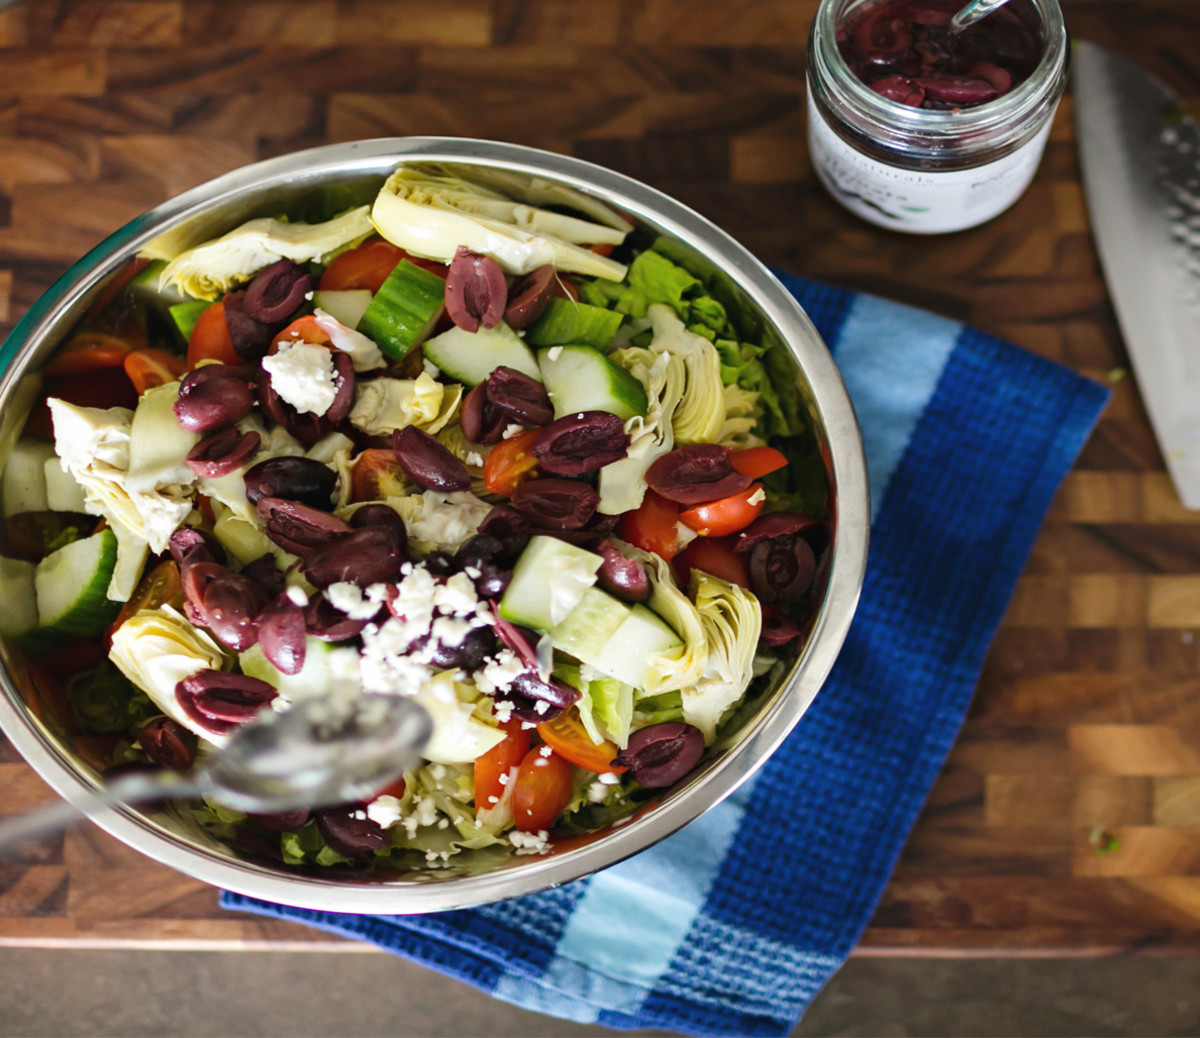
[948,0,1015,33]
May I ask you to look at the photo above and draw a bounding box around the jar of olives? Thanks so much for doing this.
[806,0,1068,234]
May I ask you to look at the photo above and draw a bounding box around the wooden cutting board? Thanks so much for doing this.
[1,0,1199,955]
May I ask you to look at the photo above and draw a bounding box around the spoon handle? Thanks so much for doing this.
[0,772,204,854]
[948,0,1012,33]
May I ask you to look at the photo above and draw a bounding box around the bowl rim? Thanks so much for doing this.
[0,137,869,913]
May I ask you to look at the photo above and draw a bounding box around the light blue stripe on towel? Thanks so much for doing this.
[832,294,961,520]
[493,787,750,1020]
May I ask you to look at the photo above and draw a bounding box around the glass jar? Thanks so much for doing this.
[806,0,1068,234]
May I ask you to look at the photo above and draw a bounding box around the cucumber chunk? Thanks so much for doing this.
[312,289,372,330]
[586,604,684,689]
[169,299,209,341]
[2,440,55,516]
[550,586,631,661]
[538,345,648,420]
[525,297,623,349]
[34,528,120,638]
[423,322,541,386]
[498,535,602,632]
[44,457,87,513]
[356,260,445,361]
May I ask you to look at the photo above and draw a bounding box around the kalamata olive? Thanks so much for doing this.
[392,426,471,492]
[243,457,338,510]
[455,533,504,569]
[496,689,561,724]
[349,504,407,537]
[734,512,818,552]
[613,722,705,788]
[870,75,926,106]
[747,536,816,604]
[533,507,618,549]
[303,526,406,588]
[257,370,331,446]
[304,595,371,642]
[472,563,511,599]
[256,593,308,675]
[509,669,580,711]
[478,505,531,556]
[915,72,997,106]
[503,265,556,330]
[244,259,314,325]
[852,4,912,64]
[326,350,356,425]
[240,553,285,597]
[245,808,311,832]
[460,382,506,445]
[173,365,256,434]
[760,612,804,649]
[444,246,507,332]
[185,427,261,478]
[421,551,457,577]
[195,570,269,651]
[510,478,598,530]
[257,497,352,555]
[645,444,752,505]
[408,625,497,670]
[315,804,389,860]
[532,411,629,476]
[175,669,277,736]
[491,615,541,671]
[486,367,554,428]
[137,716,197,772]
[223,290,274,362]
[596,541,650,603]
[181,559,223,612]
[168,527,225,568]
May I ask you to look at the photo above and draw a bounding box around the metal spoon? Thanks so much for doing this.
[0,694,432,852]
[947,0,1013,33]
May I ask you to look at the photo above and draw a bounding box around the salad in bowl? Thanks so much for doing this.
[0,140,864,906]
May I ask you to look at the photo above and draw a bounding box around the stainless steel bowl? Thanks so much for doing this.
[0,138,868,913]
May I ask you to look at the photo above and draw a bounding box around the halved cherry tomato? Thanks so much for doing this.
[43,331,135,377]
[350,449,408,503]
[319,239,407,294]
[272,314,333,353]
[107,559,183,643]
[672,534,751,589]
[678,484,765,538]
[483,428,541,496]
[86,256,152,320]
[187,300,239,367]
[124,348,187,395]
[589,242,615,258]
[511,746,574,833]
[616,490,680,561]
[730,446,788,479]
[537,707,626,775]
[373,776,408,800]
[474,719,532,812]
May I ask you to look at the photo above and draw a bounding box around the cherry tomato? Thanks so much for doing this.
[677,484,765,538]
[537,707,626,775]
[511,746,574,833]
[474,719,532,812]
[730,446,788,479]
[483,428,541,496]
[319,238,447,292]
[107,559,183,642]
[373,776,408,800]
[43,331,135,377]
[672,535,751,589]
[272,314,333,353]
[616,490,680,561]
[187,301,239,367]
[124,348,187,395]
[350,449,408,503]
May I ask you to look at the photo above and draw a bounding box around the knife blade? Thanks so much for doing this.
[1074,41,1200,508]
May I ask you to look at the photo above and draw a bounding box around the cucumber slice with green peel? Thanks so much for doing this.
[43,457,87,513]
[0,555,39,641]
[240,638,334,699]
[549,586,631,661]
[422,322,541,386]
[585,604,684,689]
[169,299,209,341]
[498,535,602,632]
[2,440,54,516]
[34,528,120,638]
[525,297,623,349]
[538,345,649,420]
[355,260,445,361]
[312,289,372,330]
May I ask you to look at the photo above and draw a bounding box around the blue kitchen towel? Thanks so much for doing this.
[222,272,1110,1036]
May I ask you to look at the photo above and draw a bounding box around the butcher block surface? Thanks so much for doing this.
[1,0,1199,955]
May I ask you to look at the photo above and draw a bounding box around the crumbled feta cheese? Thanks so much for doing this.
[497,771,509,786]
[538,745,553,757]
[534,699,549,715]
[366,794,404,829]
[465,452,484,468]
[437,818,449,830]
[748,486,767,506]
[262,341,338,416]
[474,650,525,696]
[546,346,563,361]
[598,771,620,785]
[509,829,551,854]
[433,572,479,617]
[587,781,608,803]
[502,423,525,440]
[326,581,382,620]
[492,699,514,724]
[285,586,309,608]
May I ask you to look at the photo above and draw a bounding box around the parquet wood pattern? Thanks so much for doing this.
[0,0,1198,955]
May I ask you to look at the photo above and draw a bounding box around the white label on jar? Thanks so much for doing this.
[806,92,1055,234]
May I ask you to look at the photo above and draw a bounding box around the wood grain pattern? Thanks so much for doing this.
[0,0,1198,957]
